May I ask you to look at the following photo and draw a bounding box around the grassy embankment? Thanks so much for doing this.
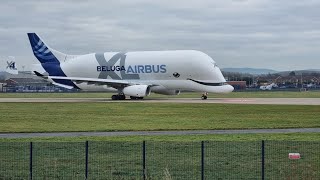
[1,103,319,133]
[0,102,319,141]
[1,101,319,178]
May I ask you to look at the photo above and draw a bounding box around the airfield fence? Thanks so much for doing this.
[0,141,319,179]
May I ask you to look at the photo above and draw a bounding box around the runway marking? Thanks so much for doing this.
[224,99,255,102]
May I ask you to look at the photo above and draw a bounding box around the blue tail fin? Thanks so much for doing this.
[27,33,61,64]
[27,33,80,89]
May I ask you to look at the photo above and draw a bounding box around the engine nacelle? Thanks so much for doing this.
[123,85,151,97]
[153,89,180,95]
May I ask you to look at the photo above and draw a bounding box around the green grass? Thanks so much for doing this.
[0,140,319,179]
[0,103,320,133]
[1,90,320,98]
[1,92,319,179]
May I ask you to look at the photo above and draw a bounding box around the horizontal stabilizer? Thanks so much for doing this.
[33,71,48,79]
[52,82,74,89]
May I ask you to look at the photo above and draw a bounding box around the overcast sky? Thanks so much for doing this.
[1,0,320,71]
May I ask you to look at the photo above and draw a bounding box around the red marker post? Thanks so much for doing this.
[288,153,301,179]
[289,153,301,160]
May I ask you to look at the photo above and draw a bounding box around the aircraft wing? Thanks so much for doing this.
[47,75,157,89]
[49,76,132,88]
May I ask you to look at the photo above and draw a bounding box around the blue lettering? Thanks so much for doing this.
[138,65,144,73]
[97,66,126,72]
[160,65,167,73]
[152,65,160,73]
[127,66,135,73]
[145,65,152,73]
[116,65,167,74]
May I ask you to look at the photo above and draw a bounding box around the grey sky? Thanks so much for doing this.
[1,0,320,71]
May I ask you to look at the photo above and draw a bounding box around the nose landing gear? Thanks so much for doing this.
[201,92,208,100]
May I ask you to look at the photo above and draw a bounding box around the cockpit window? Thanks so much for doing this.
[211,61,218,68]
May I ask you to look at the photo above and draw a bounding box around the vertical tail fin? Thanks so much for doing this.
[5,56,18,75]
[27,33,67,64]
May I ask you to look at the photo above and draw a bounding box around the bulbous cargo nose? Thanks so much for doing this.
[226,84,234,93]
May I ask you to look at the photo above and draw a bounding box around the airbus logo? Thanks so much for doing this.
[126,65,166,74]
[6,61,17,70]
[95,52,166,80]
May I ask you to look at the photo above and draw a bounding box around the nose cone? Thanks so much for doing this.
[225,84,234,93]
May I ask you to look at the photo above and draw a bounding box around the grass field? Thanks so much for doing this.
[0,140,319,179]
[0,103,320,133]
[1,93,320,179]
[1,90,320,98]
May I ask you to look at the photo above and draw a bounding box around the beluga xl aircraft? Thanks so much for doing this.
[27,33,233,100]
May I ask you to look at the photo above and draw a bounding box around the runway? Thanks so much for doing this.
[0,97,319,105]
[1,128,320,138]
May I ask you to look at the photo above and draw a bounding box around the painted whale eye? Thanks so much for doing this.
[173,72,180,78]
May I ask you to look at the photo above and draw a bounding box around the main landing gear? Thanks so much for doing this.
[201,92,208,100]
[111,94,126,100]
[111,94,144,100]
[130,96,144,100]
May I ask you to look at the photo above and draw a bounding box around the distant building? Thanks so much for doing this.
[5,78,51,92]
[0,80,6,92]
[1,71,78,92]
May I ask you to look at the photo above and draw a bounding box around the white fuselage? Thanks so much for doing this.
[40,50,233,93]
[27,33,233,96]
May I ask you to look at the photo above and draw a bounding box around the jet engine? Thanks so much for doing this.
[123,85,151,97]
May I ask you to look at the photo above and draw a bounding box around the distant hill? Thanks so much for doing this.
[222,68,320,75]
[0,72,5,80]
[222,68,278,75]
[277,69,320,76]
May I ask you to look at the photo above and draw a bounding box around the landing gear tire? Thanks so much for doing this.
[119,95,126,100]
[130,96,144,100]
[111,95,126,100]
[130,96,136,100]
[112,95,117,100]
[201,92,208,100]
[201,95,207,100]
